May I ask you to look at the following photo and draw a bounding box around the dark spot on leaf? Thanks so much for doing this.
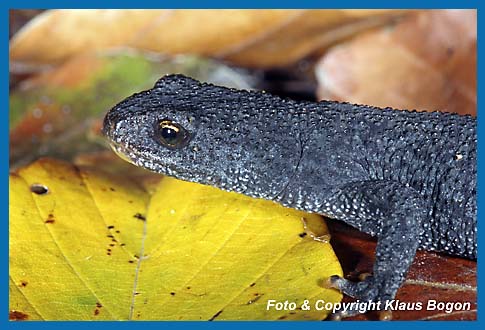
[120,243,126,246]
[209,310,223,321]
[128,200,133,203]
[45,214,55,224]
[186,286,191,290]
[109,187,115,192]
[134,254,139,259]
[109,243,115,247]
[189,214,202,221]
[134,213,146,221]
[107,249,111,252]
[128,260,134,263]
[299,232,307,238]
[9,310,28,321]
[116,230,120,233]
[30,184,48,195]
[20,281,28,287]
[107,234,114,238]
[250,282,256,287]
[247,295,262,305]
[111,238,117,243]
[96,302,102,308]
[107,225,115,229]
[170,292,176,296]
[278,315,287,320]
[107,252,111,256]
[94,309,100,316]
[134,292,140,296]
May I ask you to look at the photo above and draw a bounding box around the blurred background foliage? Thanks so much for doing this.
[9,9,476,169]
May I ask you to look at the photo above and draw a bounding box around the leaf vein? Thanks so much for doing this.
[20,169,117,319]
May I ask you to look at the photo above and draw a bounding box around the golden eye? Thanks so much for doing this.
[157,120,189,148]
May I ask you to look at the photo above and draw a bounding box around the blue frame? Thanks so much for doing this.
[4,1,482,329]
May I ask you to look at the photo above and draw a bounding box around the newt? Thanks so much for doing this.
[103,74,477,319]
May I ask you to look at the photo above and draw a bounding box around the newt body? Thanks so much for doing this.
[103,75,476,318]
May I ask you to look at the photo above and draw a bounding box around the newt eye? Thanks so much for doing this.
[157,120,189,148]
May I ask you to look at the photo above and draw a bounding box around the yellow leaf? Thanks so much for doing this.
[9,158,342,320]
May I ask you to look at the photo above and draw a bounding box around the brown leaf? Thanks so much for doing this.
[329,221,476,321]
[10,10,167,68]
[21,54,105,89]
[134,9,409,68]
[316,9,476,115]
[9,10,44,39]
[10,9,409,70]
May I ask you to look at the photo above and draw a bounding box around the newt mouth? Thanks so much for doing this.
[108,142,138,166]
[106,137,223,188]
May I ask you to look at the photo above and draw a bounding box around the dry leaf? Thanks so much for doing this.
[316,9,476,115]
[9,158,342,320]
[329,222,476,320]
[10,10,167,69]
[10,9,409,70]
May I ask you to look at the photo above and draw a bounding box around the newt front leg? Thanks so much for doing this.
[322,181,426,319]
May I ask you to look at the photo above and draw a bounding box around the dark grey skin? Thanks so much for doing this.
[103,74,476,319]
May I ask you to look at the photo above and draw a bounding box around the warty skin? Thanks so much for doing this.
[103,74,476,319]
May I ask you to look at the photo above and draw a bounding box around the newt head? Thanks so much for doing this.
[102,74,302,199]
